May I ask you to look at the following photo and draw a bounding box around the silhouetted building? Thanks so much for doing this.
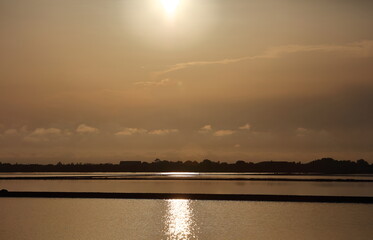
[119,161,142,166]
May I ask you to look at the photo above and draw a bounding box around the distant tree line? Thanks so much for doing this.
[0,158,372,173]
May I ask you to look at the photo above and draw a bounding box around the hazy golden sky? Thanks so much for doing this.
[1,0,373,163]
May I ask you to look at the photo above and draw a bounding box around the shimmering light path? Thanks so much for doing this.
[164,199,198,239]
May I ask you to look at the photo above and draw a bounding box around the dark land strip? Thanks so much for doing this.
[1,176,372,182]
[0,191,372,203]
[1,158,372,174]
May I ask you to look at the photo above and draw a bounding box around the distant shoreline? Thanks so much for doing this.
[1,191,372,203]
[1,176,372,182]
[1,158,372,174]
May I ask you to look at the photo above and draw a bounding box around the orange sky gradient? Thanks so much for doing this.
[1,0,373,163]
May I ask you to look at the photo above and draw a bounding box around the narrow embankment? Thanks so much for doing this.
[1,176,372,182]
[1,191,372,203]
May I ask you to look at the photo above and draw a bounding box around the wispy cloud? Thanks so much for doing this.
[76,124,99,134]
[134,78,172,87]
[148,129,179,135]
[239,124,251,130]
[198,124,212,133]
[199,123,250,135]
[213,130,235,137]
[155,40,373,76]
[23,128,71,143]
[115,128,179,136]
[32,128,62,135]
[155,57,250,76]
[115,128,148,136]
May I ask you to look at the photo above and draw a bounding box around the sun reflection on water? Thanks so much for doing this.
[164,199,198,240]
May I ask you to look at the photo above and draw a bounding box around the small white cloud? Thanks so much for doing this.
[213,130,235,137]
[115,128,148,136]
[23,127,68,143]
[198,125,212,133]
[115,128,179,136]
[76,124,99,134]
[32,128,62,135]
[239,124,251,130]
[148,129,179,135]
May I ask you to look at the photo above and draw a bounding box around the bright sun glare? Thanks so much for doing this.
[161,0,181,14]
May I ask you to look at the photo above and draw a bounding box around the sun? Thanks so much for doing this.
[161,0,181,14]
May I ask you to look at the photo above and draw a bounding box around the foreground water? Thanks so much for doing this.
[0,198,372,240]
[1,173,372,239]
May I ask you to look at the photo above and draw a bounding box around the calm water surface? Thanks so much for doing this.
[1,172,373,196]
[1,179,372,196]
[1,172,373,180]
[0,198,372,240]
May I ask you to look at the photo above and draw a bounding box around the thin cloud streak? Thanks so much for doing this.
[239,124,251,130]
[23,128,71,143]
[198,125,212,133]
[134,78,172,87]
[213,130,235,137]
[76,124,99,134]
[115,128,148,136]
[155,40,373,76]
[148,129,179,135]
[115,128,179,136]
